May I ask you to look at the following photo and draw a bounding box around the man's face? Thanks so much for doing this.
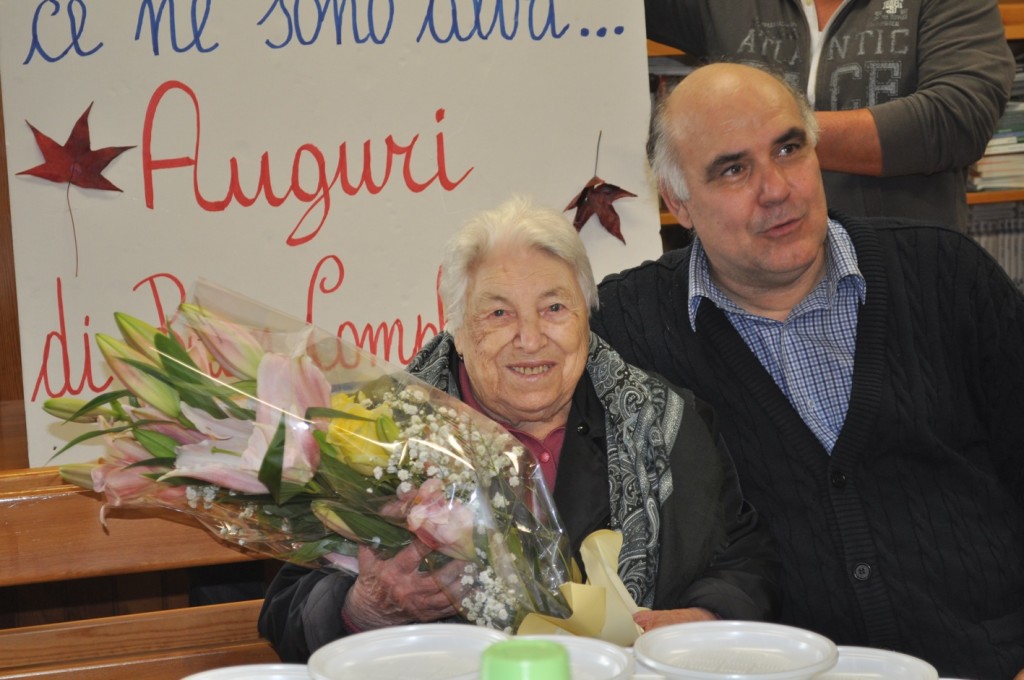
[664,66,829,307]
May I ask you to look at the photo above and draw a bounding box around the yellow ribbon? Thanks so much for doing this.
[517,529,646,646]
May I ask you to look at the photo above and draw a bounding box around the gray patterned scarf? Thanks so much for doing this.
[406,331,683,607]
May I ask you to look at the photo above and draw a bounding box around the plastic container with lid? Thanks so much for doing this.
[480,638,571,679]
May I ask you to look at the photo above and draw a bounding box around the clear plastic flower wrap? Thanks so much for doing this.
[46,280,573,632]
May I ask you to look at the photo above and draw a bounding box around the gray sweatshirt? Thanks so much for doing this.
[646,0,1015,229]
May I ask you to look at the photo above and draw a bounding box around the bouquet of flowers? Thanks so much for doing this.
[45,281,573,632]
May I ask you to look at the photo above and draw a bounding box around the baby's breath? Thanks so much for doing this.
[357,377,568,630]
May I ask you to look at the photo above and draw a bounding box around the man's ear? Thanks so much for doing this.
[660,184,695,231]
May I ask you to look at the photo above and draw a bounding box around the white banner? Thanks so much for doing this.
[1,0,659,466]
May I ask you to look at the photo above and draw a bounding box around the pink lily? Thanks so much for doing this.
[96,333,181,419]
[180,328,215,377]
[107,432,152,463]
[159,404,265,493]
[239,352,330,486]
[405,478,478,561]
[91,431,185,508]
[179,402,253,452]
[179,304,265,381]
[126,406,209,446]
[167,446,269,495]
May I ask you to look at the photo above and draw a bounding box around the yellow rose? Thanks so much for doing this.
[325,392,396,475]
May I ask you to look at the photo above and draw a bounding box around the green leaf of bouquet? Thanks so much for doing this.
[311,500,412,555]
[305,406,376,423]
[120,356,177,386]
[120,355,234,411]
[376,415,400,443]
[257,499,324,521]
[47,423,136,461]
[288,536,358,566]
[356,374,403,401]
[152,334,253,419]
[312,431,399,501]
[278,480,309,505]
[172,381,231,420]
[58,389,133,423]
[154,333,204,383]
[258,418,287,504]
[419,551,455,573]
[221,396,256,421]
[123,456,176,473]
[134,428,180,459]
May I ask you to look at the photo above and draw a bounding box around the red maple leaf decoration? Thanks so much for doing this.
[19,103,133,190]
[17,103,134,276]
[564,174,636,244]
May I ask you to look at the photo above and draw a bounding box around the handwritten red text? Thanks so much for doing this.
[141,80,474,247]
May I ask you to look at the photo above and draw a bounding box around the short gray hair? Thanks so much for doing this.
[440,196,598,333]
[650,63,820,202]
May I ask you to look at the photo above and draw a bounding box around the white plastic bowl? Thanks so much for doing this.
[181,664,310,679]
[519,634,634,680]
[814,646,938,680]
[307,623,509,680]
[633,621,838,680]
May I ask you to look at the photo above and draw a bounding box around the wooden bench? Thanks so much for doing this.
[0,467,281,679]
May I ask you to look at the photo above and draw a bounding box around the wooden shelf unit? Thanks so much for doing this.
[971,2,1023,204]
[1001,2,1024,40]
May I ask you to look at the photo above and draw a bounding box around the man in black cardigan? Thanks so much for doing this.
[592,62,1024,679]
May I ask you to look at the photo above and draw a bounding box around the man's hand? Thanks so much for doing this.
[341,543,462,631]
[633,607,717,632]
[1013,668,1023,680]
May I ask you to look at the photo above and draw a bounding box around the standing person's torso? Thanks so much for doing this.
[644,0,978,228]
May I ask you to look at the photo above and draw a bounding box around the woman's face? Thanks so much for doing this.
[454,244,589,437]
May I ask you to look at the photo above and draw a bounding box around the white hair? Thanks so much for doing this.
[440,196,598,333]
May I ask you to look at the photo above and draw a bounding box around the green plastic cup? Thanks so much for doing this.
[479,638,571,679]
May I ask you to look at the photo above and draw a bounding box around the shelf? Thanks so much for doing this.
[647,40,682,57]
[967,189,1024,205]
[1000,3,1024,40]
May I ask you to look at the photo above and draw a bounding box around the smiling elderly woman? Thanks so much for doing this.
[258,197,779,661]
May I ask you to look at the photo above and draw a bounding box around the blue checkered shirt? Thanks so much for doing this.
[687,220,866,452]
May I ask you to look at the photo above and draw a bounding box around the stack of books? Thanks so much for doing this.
[970,60,1024,192]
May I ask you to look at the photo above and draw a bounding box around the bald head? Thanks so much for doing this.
[651,63,819,202]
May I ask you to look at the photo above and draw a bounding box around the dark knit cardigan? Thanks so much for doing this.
[591,213,1024,679]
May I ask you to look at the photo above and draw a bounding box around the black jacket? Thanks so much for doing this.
[258,345,779,662]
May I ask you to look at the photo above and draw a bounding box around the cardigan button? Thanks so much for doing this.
[830,470,847,488]
[576,422,589,435]
[852,563,872,581]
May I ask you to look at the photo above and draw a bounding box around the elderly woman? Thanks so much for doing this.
[258,197,778,661]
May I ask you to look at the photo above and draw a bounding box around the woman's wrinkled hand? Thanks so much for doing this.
[341,542,463,631]
[633,607,717,632]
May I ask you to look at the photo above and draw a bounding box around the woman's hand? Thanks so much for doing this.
[341,543,462,631]
[633,607,717,632]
